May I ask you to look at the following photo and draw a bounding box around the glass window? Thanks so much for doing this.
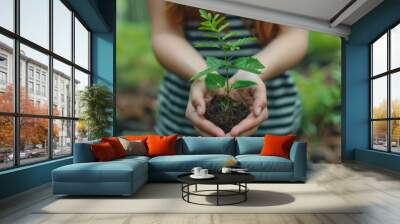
[0,116,14,169]
[391,24,400,70]
[53,59,72,117]
[20,0,49,49]
[0,0,14,31]
[74,18,89,70]
[372,77,387,119]
[0,0,92,170]
[74,69,89,118]
[371,24,400,153]
[20,44,49,115]
[75,120,88,143]
[391,120,400,153]
[19,117,49,165]
[0,35,14,113]
[391,72,400,118]
[372,121,388,151]
[53,0,72,60]
[53,119,72,157]
[372,34,387,76]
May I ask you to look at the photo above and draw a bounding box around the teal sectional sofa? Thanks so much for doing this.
[52,137,307,196]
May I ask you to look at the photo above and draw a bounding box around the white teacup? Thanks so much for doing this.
[199,169,208,176]
[191,167,202,176]
[221,167,232,174]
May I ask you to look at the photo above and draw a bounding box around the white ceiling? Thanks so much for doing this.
[166,0,384,37]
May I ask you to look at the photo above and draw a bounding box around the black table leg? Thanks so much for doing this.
[195,184,198,192]
[216,184,219,206]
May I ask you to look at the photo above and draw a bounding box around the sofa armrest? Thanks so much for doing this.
[289,141,307,181]
[73,141,98,163]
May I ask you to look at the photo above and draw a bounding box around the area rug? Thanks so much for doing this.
[37,183,362,214]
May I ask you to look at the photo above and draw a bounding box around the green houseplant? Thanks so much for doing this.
[79,84,114,140]
[190,10,265,132]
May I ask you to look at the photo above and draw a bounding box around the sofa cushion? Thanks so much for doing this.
[178,137,235,155]
[53,158,147,183]
[236,137,264,155]
[147,135,177,157]
[73,139,101,163]
[91,142,118,161]
[236,155,293,172]
[149,154,235,172]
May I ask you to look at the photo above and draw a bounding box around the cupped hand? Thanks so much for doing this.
[185,79,225,136]
[228,70,268,136]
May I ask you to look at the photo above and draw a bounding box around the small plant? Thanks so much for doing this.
[190,9,265,132]
[79,84,114,140]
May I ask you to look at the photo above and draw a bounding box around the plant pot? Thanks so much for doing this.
[205,95,249,133]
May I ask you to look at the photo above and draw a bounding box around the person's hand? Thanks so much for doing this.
[227,71,268,136]
[185,79,225,136]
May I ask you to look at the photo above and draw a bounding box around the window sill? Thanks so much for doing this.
[0,156,72,176]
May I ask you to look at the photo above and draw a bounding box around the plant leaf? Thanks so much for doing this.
[231,80,257,90]
[190,68,216,82]
[199,9,209,20]
[217,22,230,33]
[205,73,226,90]
[232,57,265,74]
[229,37,257,47]
[194,42,220,49]
[206,56,225,69]
[222,31,240,40]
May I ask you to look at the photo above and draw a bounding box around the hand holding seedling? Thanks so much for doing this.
[187,9,267,135]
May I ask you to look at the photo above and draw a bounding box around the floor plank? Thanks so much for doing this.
[1,162,400,224]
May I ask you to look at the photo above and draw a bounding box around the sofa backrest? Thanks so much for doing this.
[177,137,235,155]
[73,139,100,163]
[235,137,264,155]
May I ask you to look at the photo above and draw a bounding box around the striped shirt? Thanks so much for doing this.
[155,16,301,136]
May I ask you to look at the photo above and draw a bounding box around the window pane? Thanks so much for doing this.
[0,35,14,112]
[372,121,388,151]
[20,0,49,48]
[53,59,72,117]
[53,0,72,60]
[53,119,72,157]
[391,120,400,153]
[391,24,400,70]
[372,33,387,76]
[20,117,49,165]
[391,72,400,118]
[0,116,13,170]
[372,77,387,119]
[74,18,89,70]
[75,120,88,143]
[20,44,49,115]
[74,69,89,118]
[0,0,14,31]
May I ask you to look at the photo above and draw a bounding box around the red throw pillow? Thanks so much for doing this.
[101,137,126,158]
[91,142,117,162]
[260,134,297,159]
[146,135,177,157]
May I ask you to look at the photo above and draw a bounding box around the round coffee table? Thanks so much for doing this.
[177,173,255,206]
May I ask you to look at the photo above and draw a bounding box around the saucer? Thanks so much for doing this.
[190,174,215,179]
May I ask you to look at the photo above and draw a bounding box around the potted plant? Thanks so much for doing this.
[79,84,114,140]
[190,10,265,132]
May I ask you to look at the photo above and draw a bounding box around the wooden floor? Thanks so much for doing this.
[1,162,400,224]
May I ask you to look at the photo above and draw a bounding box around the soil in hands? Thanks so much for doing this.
[205,95,249,133]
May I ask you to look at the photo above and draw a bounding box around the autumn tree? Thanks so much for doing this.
[0,84,59,151]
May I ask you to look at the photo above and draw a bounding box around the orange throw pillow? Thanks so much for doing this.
[101,137,126,158]
[146,135,177,157]
[91,142,117,162]
[123,135,148,141]
[260,134,297,159]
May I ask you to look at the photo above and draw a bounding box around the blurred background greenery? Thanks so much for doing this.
[116,0,341,162]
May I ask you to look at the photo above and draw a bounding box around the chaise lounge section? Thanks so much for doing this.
[52,137,307,196]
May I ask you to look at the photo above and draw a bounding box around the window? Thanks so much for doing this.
[0,0,91,170]
[371,23,400,154]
